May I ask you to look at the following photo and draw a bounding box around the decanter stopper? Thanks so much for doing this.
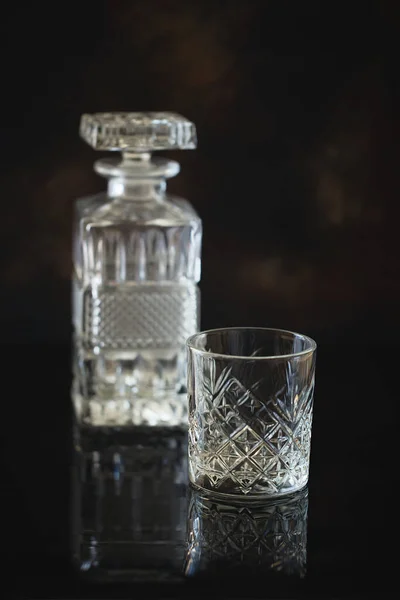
[79,112,197,152]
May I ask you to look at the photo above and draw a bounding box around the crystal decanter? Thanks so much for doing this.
[72,112,202,429]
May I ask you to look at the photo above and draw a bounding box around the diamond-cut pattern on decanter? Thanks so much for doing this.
[85,285,198,348]
[189,359,314,496]
[185,489,308,576]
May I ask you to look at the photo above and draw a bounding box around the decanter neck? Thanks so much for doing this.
[94,152,180,202]
[107,178,167,201]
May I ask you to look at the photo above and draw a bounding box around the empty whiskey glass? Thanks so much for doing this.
[187,328,316,498]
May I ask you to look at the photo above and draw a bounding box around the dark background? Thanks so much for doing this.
[0,0,399,596]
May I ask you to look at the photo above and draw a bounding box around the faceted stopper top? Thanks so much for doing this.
[80,112,197,152]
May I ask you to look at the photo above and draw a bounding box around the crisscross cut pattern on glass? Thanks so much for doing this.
[184,487,308,577]
[187,328,316,498]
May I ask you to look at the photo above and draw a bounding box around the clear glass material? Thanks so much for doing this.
[184,486,308,578]
[72,112,202,428]
[187,328,316,498]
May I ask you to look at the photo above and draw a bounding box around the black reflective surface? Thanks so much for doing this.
[1,340,396,598]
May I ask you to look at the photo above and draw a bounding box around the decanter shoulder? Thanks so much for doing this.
[74,191,108,220]
[76,195,202,230]
[168,194,202,224]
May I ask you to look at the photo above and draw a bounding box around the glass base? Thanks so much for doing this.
[188,478,309,501]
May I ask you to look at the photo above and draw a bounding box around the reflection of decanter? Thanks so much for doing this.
[184,486,308,579]
[71,427,188,581]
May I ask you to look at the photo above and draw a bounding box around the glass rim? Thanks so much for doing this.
[186,327,317,361]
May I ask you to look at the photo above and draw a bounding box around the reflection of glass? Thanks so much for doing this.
[184,486,308,579]
[187,328,316,498]
[71,427,188,581]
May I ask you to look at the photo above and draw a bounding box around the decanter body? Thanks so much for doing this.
[72,113,201,428]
